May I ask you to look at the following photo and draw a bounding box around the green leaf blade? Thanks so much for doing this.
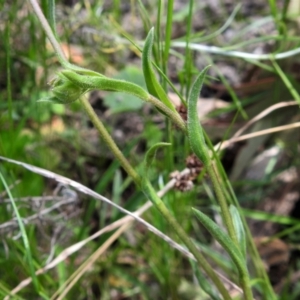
[143,142,171,180]
[61,70,150,100]
[142,28,176,112]
[192,208,247,276]
[187,66,210,164]
[230,205,247,259]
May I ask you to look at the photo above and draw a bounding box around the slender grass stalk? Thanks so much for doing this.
[192,3,241,43]
[272,59,300,104]
[282,0,291,18]
[205,56,247,119]
[147,95,186,132]
[0,172,42,297]
[29,0,90,73]
[163,0,174,69]
[267,0,284,37]
[155,0,163,68]
[79,96,141,186]
[5,22,12,129]
[113,0,121,20]
[163,0,175,172]
[0,283,24,300]
[183,0,194,99]
[208,162,238,244]
[47,0,57,38]
[137,0,152,32]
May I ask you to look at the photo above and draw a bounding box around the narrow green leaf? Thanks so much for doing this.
[230,205,247,259]
[103,66,146,113]
[192,208,247,276]
[142,28,176,111]
[61,70,150,101]
[187,66,210,165]
[0,171,41,293]
[144,143,171,178]
[47,0,58,38]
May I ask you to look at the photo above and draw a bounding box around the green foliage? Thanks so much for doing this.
[142,28,176,111]
[192,208,246,276]
[62,69,150,101]
[143,142,170,179]
[230,205,247,259]
[187,66,210,164]
[4,0,300,299]
[0,172,41,295]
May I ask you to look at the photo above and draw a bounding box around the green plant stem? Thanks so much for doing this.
[205,132,276,299]
[29,0,65,64]
[208,161,239,246]
[197,155,253,299]
[272,59,300,104]
[0,172,41,296]
[29,0,90,73]
[207,156,254,299]
[183,0,194,98]
[228,187,277,299]
[142,180,232,300]
[79,96,141,186]
[214,155,276,300]
[5,21,12,129]
[163,0,174,65]
[148,95,187,133]
[47,0,57,38]
[163,0,175,173]
[59,70,186,133]
[156,0,163,68]
[187,68,238,247]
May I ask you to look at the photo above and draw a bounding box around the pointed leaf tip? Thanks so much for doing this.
[187,66,210,163]
[142,28,176,112]
[144,143,171,178]
[192,208,247,276]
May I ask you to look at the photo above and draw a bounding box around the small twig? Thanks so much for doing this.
[232,101,297,139]
[217,121,300,151]
[171,41,300,61]
[0,199,76,234]
[0,196,67,204]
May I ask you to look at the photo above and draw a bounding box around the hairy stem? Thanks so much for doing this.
[79,96,141,186]
[148,95,187,133]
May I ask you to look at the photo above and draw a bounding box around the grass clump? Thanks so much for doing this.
[1,0,300,299]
